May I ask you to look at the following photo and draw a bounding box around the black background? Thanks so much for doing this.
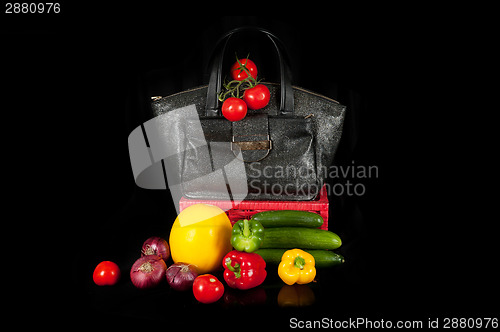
[2,8,498,329]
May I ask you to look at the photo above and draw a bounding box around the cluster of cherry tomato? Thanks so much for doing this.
[220,57,270,122]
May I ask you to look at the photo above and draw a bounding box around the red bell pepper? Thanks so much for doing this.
[222,250,267,290]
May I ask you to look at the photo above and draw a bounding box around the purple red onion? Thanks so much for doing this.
[130,255,167,289]
[141,236,170,261]
[166,263,198,291]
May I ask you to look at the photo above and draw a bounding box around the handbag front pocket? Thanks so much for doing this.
[181,116,319,201]
[244,117,319,200]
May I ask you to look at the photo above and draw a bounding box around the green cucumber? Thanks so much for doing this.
[255,249,345,268]
[251,210,324,228]
[260,227,341,250]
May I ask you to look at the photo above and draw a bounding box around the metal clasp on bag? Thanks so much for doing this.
[231,135,272,162]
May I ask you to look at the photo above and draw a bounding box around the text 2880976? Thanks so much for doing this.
[5,2,60,14]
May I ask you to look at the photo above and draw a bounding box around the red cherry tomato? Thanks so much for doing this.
[230,58,258,81]
[93,261,121,286]
[222,97,247,122]
[192,274,224,304]
[243,84,270,110]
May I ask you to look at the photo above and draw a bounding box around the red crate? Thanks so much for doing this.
[179,185,329,230]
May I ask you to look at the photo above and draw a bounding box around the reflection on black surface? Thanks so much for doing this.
[223,287,267,307]
[277,284,315,307]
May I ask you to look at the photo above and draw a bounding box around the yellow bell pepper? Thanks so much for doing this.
[278,249,316,285]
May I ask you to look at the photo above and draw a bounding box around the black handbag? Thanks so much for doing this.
[141,27,345,202]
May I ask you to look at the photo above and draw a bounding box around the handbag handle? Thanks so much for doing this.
[205,27,294,117]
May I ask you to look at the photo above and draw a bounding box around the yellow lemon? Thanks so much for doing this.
[169,204,232,274]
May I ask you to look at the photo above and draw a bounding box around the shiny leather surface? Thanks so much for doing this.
[151,83,345,201]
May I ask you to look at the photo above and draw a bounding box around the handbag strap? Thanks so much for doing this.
[205,27,294,117]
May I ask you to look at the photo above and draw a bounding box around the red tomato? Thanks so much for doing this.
[230,58,258,81]
[243,84,270,110]
[93,261,121,286]
[222,97,247,121]
[192,274,224,304]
